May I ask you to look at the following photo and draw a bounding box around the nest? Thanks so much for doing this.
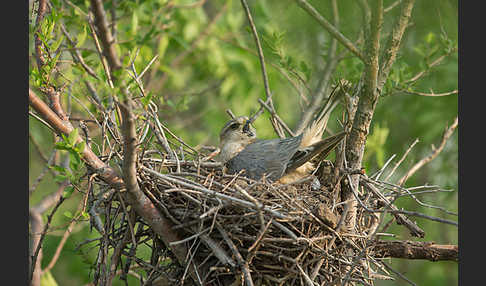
[128,147,388,285]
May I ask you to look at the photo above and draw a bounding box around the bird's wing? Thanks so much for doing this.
[286,131,346,173]
[226,135,303,181]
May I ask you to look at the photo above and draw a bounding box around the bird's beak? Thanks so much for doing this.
[243,120,254,137]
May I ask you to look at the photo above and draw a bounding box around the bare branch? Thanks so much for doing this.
[397,117,458,186]
[373,240,458,261]
[294,0,365,61]
[89,0,122,71]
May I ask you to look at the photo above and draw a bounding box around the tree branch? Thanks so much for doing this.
[373,240,458,261]
[343,0,383,234]
[378,0,416,91]
[89,0,122,71]
[397,117,458,186]
[294,0,365,61]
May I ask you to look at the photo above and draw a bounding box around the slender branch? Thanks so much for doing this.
[89,0,122,71]
[295,0,340,134]
[34,0,48,68]
[216,223,255,286]
[240,0,284,138]
[397,117,458,186]
[294,0,365,61]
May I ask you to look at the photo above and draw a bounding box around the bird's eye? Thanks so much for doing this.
[230,123,239,130]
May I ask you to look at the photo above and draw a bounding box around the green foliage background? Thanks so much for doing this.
[29,0,457,285]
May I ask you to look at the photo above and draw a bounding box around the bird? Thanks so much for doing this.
[217,115,346,183]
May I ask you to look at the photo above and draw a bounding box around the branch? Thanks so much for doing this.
[240,0,285,138]
[34,0,48,68]
[378,0,416,91]
[373,240,458,261]
[342,0,383,234]
[29,89,124,188]
[295,0,340,134]
[294,0,365,61]
[397,117,458,186]
[89,0,122,71]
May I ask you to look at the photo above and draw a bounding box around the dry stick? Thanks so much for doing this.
[88,17,115,89]
[141,166,289,219]
[381,262,417,286]
[405,47,458,84]
[216,223,255,286]
[384,138,419,181]
[240,0,286,138]
[374,240,458,261]
[59,23,99,80]
[257,98,295,137]
[397,117,458,186]
[399,89,458,97]
[29,90,203,285]
[30,190,66,284]
[294,0,364,61]
[361,179,426,237]
[295,0,340,134]
[43,189,89,273]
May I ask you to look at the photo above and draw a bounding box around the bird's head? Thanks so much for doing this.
[219,116,257,147]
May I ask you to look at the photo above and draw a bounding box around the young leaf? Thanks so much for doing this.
[63,186,75,199]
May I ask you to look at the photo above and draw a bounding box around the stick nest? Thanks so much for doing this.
[132,148,386,285]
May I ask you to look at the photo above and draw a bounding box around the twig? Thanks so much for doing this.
[216,223,255,286]
[293,0,364,61]
[240,0,287,138]
[384,138,419,181]
[397,117,458,186]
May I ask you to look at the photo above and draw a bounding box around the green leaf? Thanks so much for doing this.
[40,270,59,286]
[131,11,139,36]
[55,141,70,151]
[68,128,79,145]
[76,25,87,48]
[63,186,75,199]
[54,174,68,183]
[52,35,64,52]
[75,141,86,153]
[63,210,73,218]
[140,92,153,107]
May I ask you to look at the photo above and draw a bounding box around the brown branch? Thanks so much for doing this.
[373,240,458,261]
[294,0,365,61]
[217,223,255,286]
[240,0,285,138]
[378,0,416,91]
[343,0,383,234]
[34,0,48,68]
[118,96,204,284]
[361,179,425,237]
[295,0,340,134]
[397,117,458,186]
[89,0,122,71]
[29,88,124,189]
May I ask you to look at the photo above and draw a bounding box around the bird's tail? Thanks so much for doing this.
[286,131,346,173]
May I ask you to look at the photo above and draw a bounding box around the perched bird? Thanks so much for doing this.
[217,115,345,183]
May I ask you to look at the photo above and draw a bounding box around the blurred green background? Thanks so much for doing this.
[29,0,457,285]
